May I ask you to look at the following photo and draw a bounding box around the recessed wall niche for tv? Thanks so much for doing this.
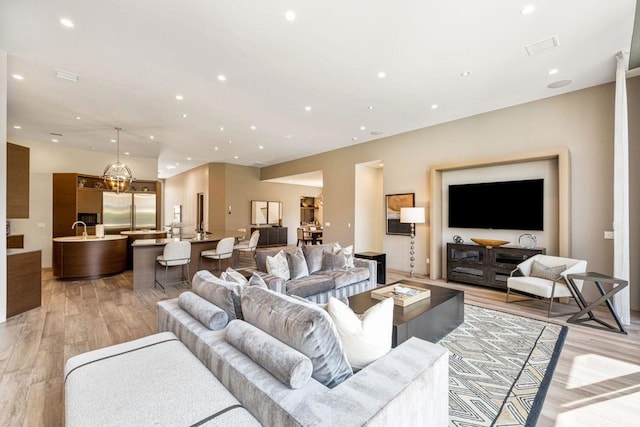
[448,179,544,231]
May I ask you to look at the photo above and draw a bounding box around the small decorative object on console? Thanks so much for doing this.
[452,235,464,244]
[518,233,537,249]
[371,283,431,307]
[470,238,510,248]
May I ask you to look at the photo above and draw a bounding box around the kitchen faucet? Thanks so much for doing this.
[71,221,88,239]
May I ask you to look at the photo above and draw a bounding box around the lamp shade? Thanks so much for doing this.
[400,207,425,224]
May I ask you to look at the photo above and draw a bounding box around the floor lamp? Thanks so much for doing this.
[400,207,425,278]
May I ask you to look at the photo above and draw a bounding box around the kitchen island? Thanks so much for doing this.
[52,235,127,279]
[121,230,168,269]
[131,230,245,290]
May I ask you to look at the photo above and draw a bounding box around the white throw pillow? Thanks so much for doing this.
[327,296,393,369]
[331,242,355,269]
[221,267,249,286]
[266,250,291,281]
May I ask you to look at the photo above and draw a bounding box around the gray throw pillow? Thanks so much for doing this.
[226,320,313,389]
[530,260,566,282]
[178,291,228,330]
[248,272,268,290]
[241,286,353,388]
[302,244,333,273]
[322,250,347,272]
[286,247,310,280]
[192,270,243,320]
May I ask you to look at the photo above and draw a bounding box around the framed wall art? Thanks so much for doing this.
[386,193,414,235]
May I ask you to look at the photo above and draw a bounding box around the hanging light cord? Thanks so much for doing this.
[115,127,122,163]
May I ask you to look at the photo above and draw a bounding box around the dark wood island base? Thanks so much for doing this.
[53,236,127,279]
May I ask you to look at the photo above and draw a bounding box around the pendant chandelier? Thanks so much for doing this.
[102,127,134,193]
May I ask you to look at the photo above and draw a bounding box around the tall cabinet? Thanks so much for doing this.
[7,142,30,218]
[53,173,162,237]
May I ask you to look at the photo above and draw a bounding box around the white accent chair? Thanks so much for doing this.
[506,254,588,317]
[233,230,260,264]
[155,241,191,289]
[200,237,235,272]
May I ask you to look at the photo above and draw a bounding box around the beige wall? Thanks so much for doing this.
[6,138,158,268]
[164,162,321,244]
[262,79,640,311]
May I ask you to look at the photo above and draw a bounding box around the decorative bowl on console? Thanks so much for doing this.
[470,238,510,248]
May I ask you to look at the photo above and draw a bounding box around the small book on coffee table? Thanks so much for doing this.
[371,283,431,307]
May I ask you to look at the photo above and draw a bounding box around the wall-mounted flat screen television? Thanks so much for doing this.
[448,179,544,230]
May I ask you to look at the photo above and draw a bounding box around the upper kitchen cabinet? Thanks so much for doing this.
[7,142,30,218]
[53,173,162,237]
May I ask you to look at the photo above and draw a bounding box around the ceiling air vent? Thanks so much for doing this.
[49,132,63,136]
[54,68,80,82]
[525,35,560,56]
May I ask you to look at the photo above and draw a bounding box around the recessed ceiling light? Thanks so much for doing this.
[250,125,257,130]
[175,163,180,166]
[124,152,130,156]
[175,94,184,100]
[91,147,96,150]
[284,135,293,139]
[186,157,192,161]
[13,125,21,129]
[75,116,81,120]
[12,74,24,80]
[228,140,232,144]
[219,126,224,131]
[521,5,535,15]
[110,139,117,143]
[60,18,74,28]
[360,126,366,130]
[548,79,572,89]
[234,155,239,159]
[181,113,189,118]
[285,10,296,21]
[258,145,264,149]
[367,105,375,110]
[460,71,471,77]
[214,147,219,151]
[304,106,311,111]
[352,137,359,141]
[51,139,59,143]
[548,68,559,75]
[166,165,176,169]
[377,71,387,79]
[431,104,439,109]
[217,74,226,82]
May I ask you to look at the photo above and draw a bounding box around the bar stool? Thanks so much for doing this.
[155,241,191,289]
[233,230,260,265]
[200,237,235,272]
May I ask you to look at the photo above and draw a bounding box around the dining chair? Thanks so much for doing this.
[234,230,260,265]
[297,227,312,246]
[200,237,235,272]
[154,241,191,289]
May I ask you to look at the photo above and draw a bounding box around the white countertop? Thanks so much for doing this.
[53,235,128,242]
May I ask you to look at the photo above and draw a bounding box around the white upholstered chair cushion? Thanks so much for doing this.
[201,237,235,260]
[157,241,191,266]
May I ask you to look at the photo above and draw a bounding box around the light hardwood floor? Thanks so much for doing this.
[0,267,638,426]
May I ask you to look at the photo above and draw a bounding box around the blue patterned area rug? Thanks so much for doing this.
[438,304,567,427]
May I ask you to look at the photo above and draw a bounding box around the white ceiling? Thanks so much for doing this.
[1,0,636,179]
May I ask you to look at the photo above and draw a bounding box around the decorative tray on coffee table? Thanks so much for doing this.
[371,283,431,307]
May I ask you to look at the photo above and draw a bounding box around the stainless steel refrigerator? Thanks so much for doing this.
[103,192,157,233]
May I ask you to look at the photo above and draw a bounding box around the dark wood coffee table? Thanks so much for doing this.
[348,280,464,347]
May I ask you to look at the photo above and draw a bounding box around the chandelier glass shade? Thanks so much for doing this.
[103,127,134,193]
